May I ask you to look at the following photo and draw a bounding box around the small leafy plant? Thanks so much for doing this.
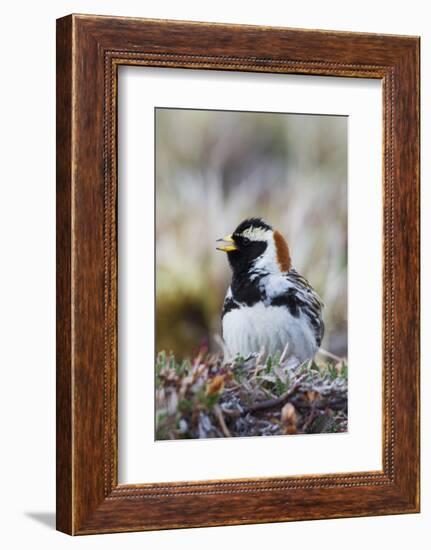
[155,347,348,440]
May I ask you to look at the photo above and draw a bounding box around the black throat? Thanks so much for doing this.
[228,241,268,306]
[227,240,267,278]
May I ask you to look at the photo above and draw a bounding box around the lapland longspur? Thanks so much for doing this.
[217,217,324,363]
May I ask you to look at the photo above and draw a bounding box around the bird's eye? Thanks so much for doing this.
[243,237,250,245]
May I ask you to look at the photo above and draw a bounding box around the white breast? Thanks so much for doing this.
[222,302,317,363]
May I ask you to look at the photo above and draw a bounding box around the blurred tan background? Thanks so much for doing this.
[155,108,347,360]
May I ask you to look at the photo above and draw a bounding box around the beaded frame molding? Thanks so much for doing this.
[56,14,420,535]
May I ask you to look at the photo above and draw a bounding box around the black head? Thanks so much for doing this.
[216,218,273,276]
[233,217,273,235]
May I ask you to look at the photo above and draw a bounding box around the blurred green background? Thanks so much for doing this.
[155,108,347,360]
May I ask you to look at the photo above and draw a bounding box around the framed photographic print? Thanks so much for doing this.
[56,14,420,534]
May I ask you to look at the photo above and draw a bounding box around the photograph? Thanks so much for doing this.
[154,107,348,440]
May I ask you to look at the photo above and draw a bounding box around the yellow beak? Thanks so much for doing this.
[216,234,237,253]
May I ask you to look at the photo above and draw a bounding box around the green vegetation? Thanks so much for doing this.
[155,349,348,440]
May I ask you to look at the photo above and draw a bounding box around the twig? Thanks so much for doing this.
[301,402,318,432]
[214,404,231,437]
[220,406,242,417]
[244,374,307,413]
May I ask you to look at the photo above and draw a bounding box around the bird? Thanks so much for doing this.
[216,217,324,363]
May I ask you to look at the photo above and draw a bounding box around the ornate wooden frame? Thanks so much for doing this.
[56,14,420,534]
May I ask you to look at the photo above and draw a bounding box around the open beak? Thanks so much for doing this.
[216,234,237,253]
